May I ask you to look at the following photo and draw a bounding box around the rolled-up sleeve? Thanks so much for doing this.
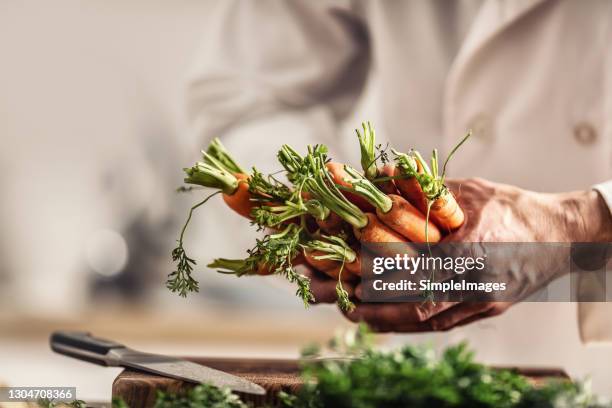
[185,0,369,170]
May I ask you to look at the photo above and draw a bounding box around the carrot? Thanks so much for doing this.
[304,245,361,277]
[183,148,257,220]
[393,166,429,215]
[303,156,413,245]
[377,194,441,243]
[353,214,425,261]
[257,253,305,275]
[430,191,465,230]
[392,131,471,231]
[304,249,341,271]
[211,253,305,276]
[303,249,360,279]
[301,235,359,311]
[353,213,407,243]
[352,121,440,241]
[344,252,362,276]
[343,166,441,243]
[255,262,274,276]
[376,164,399,195]
[326,162,375,212]
[393,166,464,231]
[222,173,257,219]
[315,211,345,234]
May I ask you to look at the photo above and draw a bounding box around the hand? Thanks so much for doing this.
[445,177,610,243]
[337,178,611,332]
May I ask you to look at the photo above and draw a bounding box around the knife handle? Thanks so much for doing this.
[50,331,125,366]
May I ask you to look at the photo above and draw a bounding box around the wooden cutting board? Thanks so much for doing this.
[112,357,569,408]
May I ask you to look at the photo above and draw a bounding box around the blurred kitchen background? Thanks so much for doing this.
[1,0,611,402]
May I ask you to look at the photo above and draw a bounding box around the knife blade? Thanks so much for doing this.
[50,331,265,395]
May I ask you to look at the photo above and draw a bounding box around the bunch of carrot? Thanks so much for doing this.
[168,123,470,311]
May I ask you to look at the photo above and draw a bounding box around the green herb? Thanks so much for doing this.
[37,399,87,408]
[154,383,247,408]
[55,327,609,408]
[168,191,221,297]
[282,325,608,408]
[112,397,130,408]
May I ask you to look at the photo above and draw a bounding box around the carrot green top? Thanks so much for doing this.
[393,131,471,202]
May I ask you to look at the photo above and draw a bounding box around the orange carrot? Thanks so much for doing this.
[393,166,429,215]
[353,214,423,260]
[392,131,471,232]
[304,250,341,271]
[343,166,441,243]
[393,146,469,231]
[344,252,362,276]
[302,241,360,281]
[255,262,274,276]
[394,166,463,231]
[315,211,345,234]
[354,213,407,243]
[430,191,465,231]
[376,194,441,243]
[222,173,257,219]
[376,164,399,195]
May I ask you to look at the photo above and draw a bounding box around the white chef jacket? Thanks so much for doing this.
[186,0,612,389]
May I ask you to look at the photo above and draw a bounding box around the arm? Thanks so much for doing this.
[185,0,370,168]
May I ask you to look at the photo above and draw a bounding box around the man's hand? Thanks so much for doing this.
[306,177,611,332]
[445,177,611,243]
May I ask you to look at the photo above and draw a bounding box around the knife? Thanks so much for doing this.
[50,331,265,395]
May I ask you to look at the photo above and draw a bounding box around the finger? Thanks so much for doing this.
[435,302,511,329]
[427,302,497,331]
[342,301,458,331]
[342,305,432,333]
